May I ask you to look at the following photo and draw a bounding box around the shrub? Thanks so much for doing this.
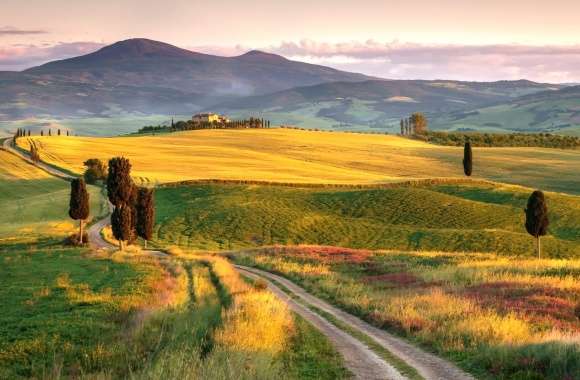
[64,232,89,246]
[253,278,268,290]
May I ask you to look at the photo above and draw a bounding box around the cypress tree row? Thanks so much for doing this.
[136,187,155,248]
[524,190,549,259]
[463,141,473,176]
[69,178,90,244]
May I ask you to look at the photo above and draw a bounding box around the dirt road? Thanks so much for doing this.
[236,265,475,380]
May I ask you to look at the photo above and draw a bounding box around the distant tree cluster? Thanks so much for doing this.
[14,128,70,138]
[138,117,271,134]
[400,113,428,136]
[83,158,107,184]
[107,157,155,251]
[422,131,580,149]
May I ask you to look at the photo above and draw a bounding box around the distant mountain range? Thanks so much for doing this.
[0,38,578,135]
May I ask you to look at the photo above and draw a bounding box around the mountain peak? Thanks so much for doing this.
[237,50,287,62]
[90,38,199,60]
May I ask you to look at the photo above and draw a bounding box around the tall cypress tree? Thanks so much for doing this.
[69,178,90,244]
[525,190,549,259]
[463,141,473,176]
[107,157,135,250]
[136,187,155,248]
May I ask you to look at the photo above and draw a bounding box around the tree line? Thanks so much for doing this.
[14,128,69,139]
[138,117,271,134]
[421,131,580,149]
[68,157,155,250]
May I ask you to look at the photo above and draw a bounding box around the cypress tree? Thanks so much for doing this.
[28,130,31,136]
[111,205,133,251]
[136,187,155,248]
[107,157,135,250]
[69,178,90,244]
[525,190,549,259]
[107,157,134,206]
[58,129,61,136]
[463,141,473,176]
[48,129,51,136]
[41,130,44,137]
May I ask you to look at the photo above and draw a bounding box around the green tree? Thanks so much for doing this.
[83,158,107,184]
[136,187,155,248]
[69,178,90,244]
[525,190,549,259]
[463,141,473,176]
[107,157,135,250]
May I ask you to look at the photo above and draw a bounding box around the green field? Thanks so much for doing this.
[153,183,580,257]
[0,248,165,379]
[0,151,105,240]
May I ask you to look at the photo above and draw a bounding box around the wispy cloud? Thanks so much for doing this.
[0,41,105,70]
[0,27,47,36]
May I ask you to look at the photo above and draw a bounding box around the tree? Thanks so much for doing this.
[48,129,52,136]
[58,129,61,136]
[69,178,90,244]
[463,141,473,176]
[524,190,549,259]
[30,144,40,163]
[107,157,135,250]
[400,119,404,135]
[410,113,428,134]
[83,158,107,184]
[107,157,134,206]
[41,130,44,137]
[111,205,133,251]
[136,187,155,248]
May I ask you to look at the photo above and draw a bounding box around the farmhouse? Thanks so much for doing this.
[192,113,230,123]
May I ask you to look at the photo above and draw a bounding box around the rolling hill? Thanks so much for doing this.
[16,128,580,194]
[431,85,580,135]
[213,79,563,131]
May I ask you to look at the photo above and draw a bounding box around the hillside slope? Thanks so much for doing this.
[213,79,563,131]
[432,85,580,135]
[16,128,580,194]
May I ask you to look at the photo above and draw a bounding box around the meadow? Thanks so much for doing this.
[152,182,580,257]
[16,128,580,194]
[232,246,580,380]
[0,150,105,240]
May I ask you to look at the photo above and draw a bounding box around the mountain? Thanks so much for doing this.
[212,79,563,129]
[24,38,370,96]
[0,38,370,121]
[431,85,580,134]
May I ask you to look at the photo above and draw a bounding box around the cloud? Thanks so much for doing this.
[0,27,47,36]
[0,41,105,70]
[265,40,580,83]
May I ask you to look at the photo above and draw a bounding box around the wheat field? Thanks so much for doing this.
[17,129,580,193]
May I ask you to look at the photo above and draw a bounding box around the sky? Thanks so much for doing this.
[1,0,580,82]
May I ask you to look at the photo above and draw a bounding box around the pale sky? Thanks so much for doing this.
[1,0,580,82]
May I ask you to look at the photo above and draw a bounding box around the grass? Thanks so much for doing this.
[231,246,580,380]
[15,128,580,193]
[0,150,105,240]
[153,183,580,257]
[0,247,167,379]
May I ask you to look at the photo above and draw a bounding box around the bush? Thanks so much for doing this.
[253,278,268,291]
[64,232,89,246]
[575,303,580,320]
[83,158,107,184]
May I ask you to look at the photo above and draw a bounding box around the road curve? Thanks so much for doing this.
[236,265,475,380]
[1,137,75,180]
[238,267,406,380]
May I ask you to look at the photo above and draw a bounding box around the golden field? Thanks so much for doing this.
[17,129,580,193]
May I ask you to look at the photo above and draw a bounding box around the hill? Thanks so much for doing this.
[0,38,369,120]
[0,150,104,239]
[432,85,580,135]
[213,79,562,131]
[16,128,580,194]
[153,182,580,256]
